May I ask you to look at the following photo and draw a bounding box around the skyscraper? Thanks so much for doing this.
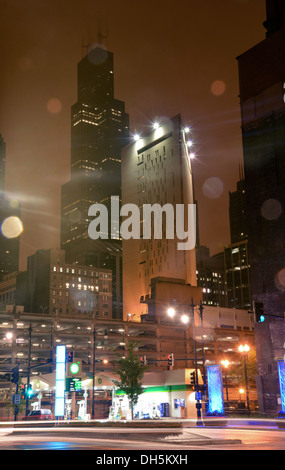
[61,46,129,318]
[0,134,5,194]
[0,135,21,281]
[121,115,199,321]
[229,175,247,244]
[224,175,251,310]
[237,0,285,413]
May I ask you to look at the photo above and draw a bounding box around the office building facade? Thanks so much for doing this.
[0,134,5,194]
[25,248,112,318]
[0,135,21,281]
[122,115,198,321]
[237,0,285,413]
[224,177,251,310]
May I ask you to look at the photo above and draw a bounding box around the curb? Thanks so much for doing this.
[160,439,242,446]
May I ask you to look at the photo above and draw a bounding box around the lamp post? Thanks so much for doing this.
[196,301,207,398]
[167,304,203,426]
[25,323,32,417]
[238,344,250,415]
[221,359,230,402]
[92,326,96,420]
[239,388,245,402]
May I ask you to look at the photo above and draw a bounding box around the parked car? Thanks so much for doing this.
[23,409,53,420]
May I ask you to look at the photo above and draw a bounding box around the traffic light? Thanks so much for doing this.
[26,384,33,398]
[66,351,74,363]
[66,356,82,378]
[255,302,265,323]
[168,353,174,367]
[11,366,19,384]
[140,356,147,366]
[69,362,81,375]
[190,371,196,385]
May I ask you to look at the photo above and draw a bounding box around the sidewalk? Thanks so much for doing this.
[159,427,242,446]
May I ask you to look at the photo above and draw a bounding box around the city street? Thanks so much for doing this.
[0,422,285,450]
[1,0,285,457]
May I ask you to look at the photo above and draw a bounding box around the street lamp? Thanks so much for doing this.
[167,307,175,318]
[238,344,250,353]
[181,314,190,325]
[166,304,203,426]
[92,326,96,420]
[239,388,245,401]
[221,359,231,402]
[238,344,250,415]
[25,323,32,417]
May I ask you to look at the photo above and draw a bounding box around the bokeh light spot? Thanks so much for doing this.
[261,199,283,221]
[1,217,24,239]
[211,80,226,96]
[202,177,224,199]
[18,56,34,71]
[47,98,62,114]
[275,268,285,291]
[88,45,108,65]
[8,199,20,210]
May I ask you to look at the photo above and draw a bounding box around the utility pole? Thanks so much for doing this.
[25,323,32,416]
[191,299,203,426]
[244,355,250,415]
[92,326,96,420]
[12,363,20,421]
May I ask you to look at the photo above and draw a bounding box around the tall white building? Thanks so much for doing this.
[121,115,198,320]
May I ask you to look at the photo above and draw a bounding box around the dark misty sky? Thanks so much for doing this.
[0,0,266,270]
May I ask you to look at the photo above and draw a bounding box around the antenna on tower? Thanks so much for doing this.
[239,161,245,181]
[81,38,90,58]
[97,22,109,47]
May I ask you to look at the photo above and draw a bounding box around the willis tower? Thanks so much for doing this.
[61,46,129,318]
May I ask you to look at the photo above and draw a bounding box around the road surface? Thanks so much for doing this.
[0,423,285,450]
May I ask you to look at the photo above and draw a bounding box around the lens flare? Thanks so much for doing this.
[1,216,24,239]
[47,98,62,114]
[202,177,224,199]
[211,80,226,96]
[275,268,285,291]
[261,199,283,221]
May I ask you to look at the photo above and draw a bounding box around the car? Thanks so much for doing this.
[138,344,157,351]
[23,409,54,420]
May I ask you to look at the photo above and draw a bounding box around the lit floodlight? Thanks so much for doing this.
[238,344,250,353]
[181,314,189,325]
[167,307,175,318]
[153,121,160,130]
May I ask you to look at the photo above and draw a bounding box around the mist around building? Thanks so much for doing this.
[0,0,285,422]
